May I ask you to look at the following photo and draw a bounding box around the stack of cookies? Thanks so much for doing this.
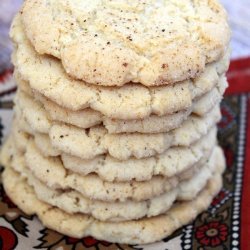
[0,0,230,244]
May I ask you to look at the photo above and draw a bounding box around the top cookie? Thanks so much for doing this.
[20,0,230,86]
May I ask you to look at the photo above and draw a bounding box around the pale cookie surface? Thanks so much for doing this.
[14,91,51,134]
[48,109,220,160]
[11,15,229,120]
[18,80,192,134]
[34,133,60,157]
[2,135,217,206]
[2,164,223,244]
[7,144,224,222]
[15,89,221,160]
[20,0,230,86]
[16,77,223,134]
[11,120,30,153]
[13,125,216,182]
[193,75,228,116]
[23,129,217,202]
[13,103,220,180]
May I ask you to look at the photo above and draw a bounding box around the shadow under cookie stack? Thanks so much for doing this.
[0,0,230,245]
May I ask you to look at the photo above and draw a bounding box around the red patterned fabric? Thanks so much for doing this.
[227,57,250,94]
[227,57,250,250]
[241,95,250,250]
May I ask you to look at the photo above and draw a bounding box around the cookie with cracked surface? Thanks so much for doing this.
[20,0,230,86]
[14,91,51,134]
[48,109,220,160]
[13,124,216,182]
[12,112,217,181]
[16,76,220,134]
[193,75,228,116]
[16,75,193,134]
[15,68,227,134]
[2,160,224,244]
[39,112,219,160]
[15,89,220,160]
[11,15,229,120]
[21,129,217,202]
[11,120,30,153]
[6,143,224,222]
